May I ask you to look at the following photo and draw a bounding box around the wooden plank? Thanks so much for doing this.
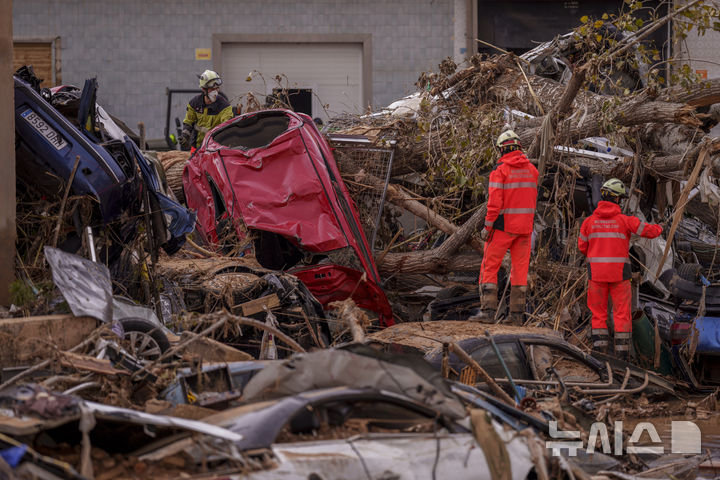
[179,332,253,362]
[0,315,98,367]
[236,293,280,316]
[13,42,52,86]
[0,0,15,306]
[0,412,79,436]
[60,351,130,376]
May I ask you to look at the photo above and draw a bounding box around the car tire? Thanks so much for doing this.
[119,318,170,361]
[677,263,704,283]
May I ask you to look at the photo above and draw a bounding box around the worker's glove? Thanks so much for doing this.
[178,130,192,149]
[480,229,490,242]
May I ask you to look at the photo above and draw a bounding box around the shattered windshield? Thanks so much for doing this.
[212,111,290,149]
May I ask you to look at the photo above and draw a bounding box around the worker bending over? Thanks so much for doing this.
[473,130,538,325]
[578,178,662,361]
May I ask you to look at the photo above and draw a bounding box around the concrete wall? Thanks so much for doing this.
[1,0,16,305]
[13,0,455,139]
[676,28,720,81]
[674,0,720,81]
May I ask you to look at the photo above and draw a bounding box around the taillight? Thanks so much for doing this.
[670,322,692,345]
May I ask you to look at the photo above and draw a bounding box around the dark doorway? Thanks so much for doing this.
[272,88,312,117]
[476,1,668,57]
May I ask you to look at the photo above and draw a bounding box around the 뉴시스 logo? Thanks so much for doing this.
[546,420,701,456]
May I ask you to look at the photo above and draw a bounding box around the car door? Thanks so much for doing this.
[240,397,533,480]
[242,433,506,480]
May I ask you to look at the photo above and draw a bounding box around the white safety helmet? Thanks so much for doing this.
[496,130,521,149]
[198,70,222,89]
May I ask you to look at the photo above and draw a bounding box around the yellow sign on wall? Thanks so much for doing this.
[195,48,211,61]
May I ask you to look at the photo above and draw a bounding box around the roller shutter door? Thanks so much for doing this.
[222,43,363,121]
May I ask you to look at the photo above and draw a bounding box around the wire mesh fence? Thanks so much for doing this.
[329,136,395,250]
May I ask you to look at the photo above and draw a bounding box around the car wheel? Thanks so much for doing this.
[677,263,704,283]
[119,318,170,361]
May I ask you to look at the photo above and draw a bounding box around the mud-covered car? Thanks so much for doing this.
[367,321,675,398]
[183,109,393,325]
[140,347,537,480]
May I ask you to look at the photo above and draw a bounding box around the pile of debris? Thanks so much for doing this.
[4,2,720,478]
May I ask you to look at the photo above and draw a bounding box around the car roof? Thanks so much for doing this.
[202,386,454,451]
[367,321,561,354]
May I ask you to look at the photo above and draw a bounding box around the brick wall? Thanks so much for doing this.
[13,0,454,139]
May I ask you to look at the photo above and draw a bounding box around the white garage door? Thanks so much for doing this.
[222,43,363,122]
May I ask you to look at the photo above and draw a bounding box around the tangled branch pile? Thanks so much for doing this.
[327,0,720,329]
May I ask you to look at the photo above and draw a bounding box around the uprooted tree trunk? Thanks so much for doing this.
[376,204,486,275]
[644,139,720,173]
[519,99,701,152]
[351,69,713,178]
[350,170,484,252]
[660,77,720,107]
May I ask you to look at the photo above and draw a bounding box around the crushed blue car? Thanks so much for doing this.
[632,266,720,389]
[13,66,194,254]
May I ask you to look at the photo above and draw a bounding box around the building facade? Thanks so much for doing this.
[12,1,718,141]
[13,0,462,139]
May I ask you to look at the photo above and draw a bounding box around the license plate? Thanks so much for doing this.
[21,108,68,150]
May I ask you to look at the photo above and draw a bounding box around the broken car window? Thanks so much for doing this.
[212,112,290,150]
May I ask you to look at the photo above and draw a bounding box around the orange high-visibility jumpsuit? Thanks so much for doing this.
[578,201,662,344]
[480,150,538,286]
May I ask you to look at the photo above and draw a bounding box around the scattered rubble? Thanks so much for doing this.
[4,2,720,478]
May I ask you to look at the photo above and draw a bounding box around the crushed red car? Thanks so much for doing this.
[183,109,393,326]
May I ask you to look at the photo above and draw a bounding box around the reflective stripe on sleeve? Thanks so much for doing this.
[485,221,494,227]
[504,182,536,189]
[636,223,645,235]
[579,233,588,242]
[588,257,628,263]
[488,182,536,189]
[587,232,626,240]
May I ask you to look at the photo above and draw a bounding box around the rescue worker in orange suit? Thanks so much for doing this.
[472,130,538,325]
[578,178,662,361]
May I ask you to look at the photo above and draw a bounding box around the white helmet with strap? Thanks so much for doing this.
[198,70,222,89]
[496,130,521,149]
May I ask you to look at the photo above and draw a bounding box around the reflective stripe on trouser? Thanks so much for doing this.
[587,279,632,333]
[479,230,532,285]
[615,332,631,351]
[592,328,610,347]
